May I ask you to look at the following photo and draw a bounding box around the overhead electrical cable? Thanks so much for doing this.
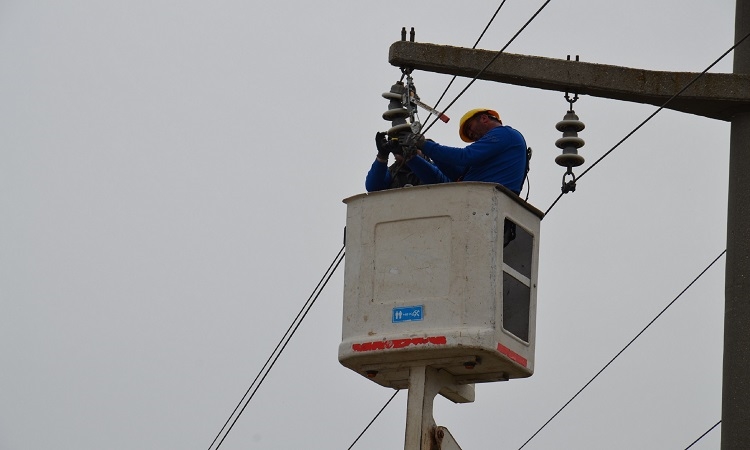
[424,1,508,125]
[544,28,750,217]
[421,0,553,136]
[346,390,401,449]
[516,249,726,449]
[472,1,507,48]
[207,245,346,450]
[684,420,721,450]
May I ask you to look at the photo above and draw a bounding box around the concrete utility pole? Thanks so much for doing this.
[389,2,750,447]
[725,2,750,448]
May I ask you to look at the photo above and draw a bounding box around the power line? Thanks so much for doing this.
[424,1,508,125]
[347,390,401,449]
[207,245,346,450]
[544,28,750,217]
[517,249,726,449]
[684,420,721,450]
[422,0,553,136]
[472,1,508,49]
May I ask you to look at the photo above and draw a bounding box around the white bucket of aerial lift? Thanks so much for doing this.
[339,182,543,389]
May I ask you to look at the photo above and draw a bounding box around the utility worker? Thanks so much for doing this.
[400,108,528,194]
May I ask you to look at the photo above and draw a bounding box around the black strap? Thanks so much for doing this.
[519,147,532,194]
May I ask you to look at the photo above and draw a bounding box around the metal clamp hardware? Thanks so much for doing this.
[561,168,577,194]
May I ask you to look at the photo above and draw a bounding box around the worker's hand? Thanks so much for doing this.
[375,132,390,161]
[398,132,425,149]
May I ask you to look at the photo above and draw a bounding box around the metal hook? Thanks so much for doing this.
[564,55,580,111]
[561,167,577,194]
[564,91,579,110]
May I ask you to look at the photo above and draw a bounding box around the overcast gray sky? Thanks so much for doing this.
[0,1,736,449]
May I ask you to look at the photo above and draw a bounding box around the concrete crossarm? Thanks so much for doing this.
[389,41,750,121]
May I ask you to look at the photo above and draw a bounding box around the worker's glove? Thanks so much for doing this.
[398,132,425,149]
[375,132,391,161]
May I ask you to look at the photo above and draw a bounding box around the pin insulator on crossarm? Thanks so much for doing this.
[382,81,412,136]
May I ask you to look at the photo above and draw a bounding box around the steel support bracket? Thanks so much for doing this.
[404,365,472,450]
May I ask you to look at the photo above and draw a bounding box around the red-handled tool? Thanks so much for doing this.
[410,97,450,123]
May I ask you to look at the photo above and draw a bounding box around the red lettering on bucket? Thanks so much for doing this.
[352,336,447,352]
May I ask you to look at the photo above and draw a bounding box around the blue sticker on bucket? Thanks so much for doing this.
[392,305,423,323]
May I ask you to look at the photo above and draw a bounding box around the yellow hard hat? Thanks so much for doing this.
[459,108,500,142]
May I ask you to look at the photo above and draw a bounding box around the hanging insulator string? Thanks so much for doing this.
[554,74,585,193]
